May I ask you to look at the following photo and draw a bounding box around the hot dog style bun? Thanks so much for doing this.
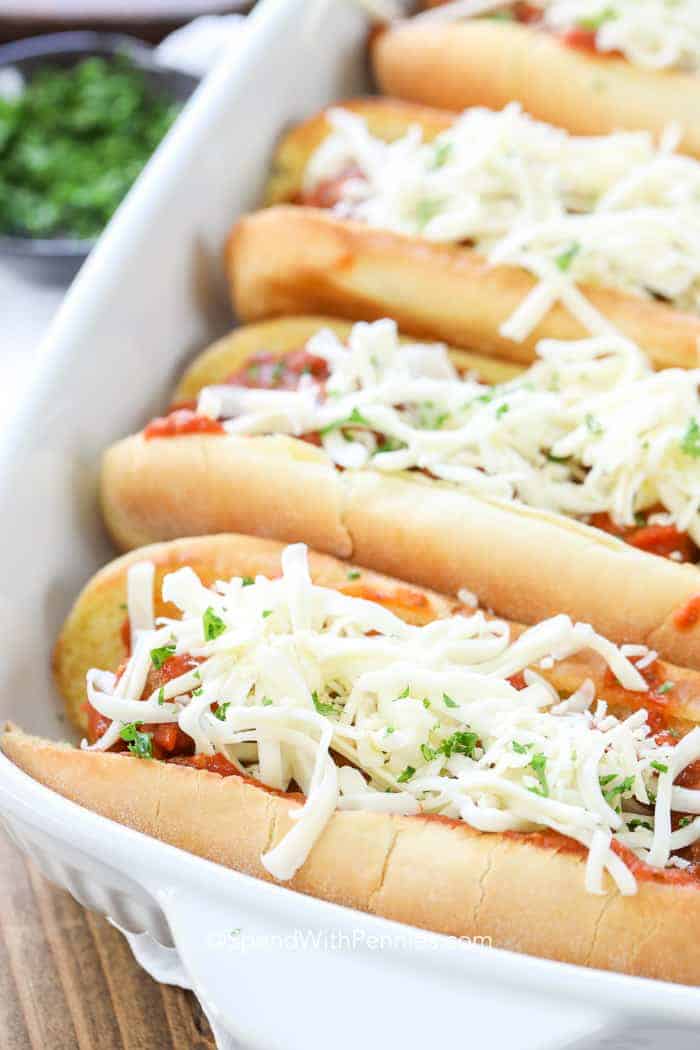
[8,533,700,985]
[233,99,700,369]
[371,18,700,159]
[100,315,700,669]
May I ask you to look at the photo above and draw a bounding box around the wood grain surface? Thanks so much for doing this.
[0,828,215,1050]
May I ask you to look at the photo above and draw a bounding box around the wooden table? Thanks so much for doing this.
[0,829,216,1049]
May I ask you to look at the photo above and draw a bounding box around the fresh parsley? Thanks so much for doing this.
[529,753,549,797]
[555,242,581,273]
[681,418,700,458]
[150,643,175,669]
[319,406,369,436]
[397,765,416,783]
[312,691,337,717]
[214,702,230,722]
[120,722,153,759]
[202,607,226,641]
[439,730,479,759]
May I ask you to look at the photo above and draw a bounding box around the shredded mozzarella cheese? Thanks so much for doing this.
[84,546,700,891]
[197,319,700,546]
[303,104,700,340]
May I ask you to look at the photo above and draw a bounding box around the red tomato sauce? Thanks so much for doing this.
[226,348,330,390]
[144,408,225,440]
[86,652,202,759]
[674,595,700,631]
[590,512,697,564]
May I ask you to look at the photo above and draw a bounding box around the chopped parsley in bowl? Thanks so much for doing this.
[0,32,198,280]
[0,55,181,240]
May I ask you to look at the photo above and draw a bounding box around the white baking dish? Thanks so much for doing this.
[0,1,698,1045]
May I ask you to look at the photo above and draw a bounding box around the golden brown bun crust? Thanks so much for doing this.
[371,20,700,159]
[101,429,352,556]
[4,725,700,985]
[227,206,700,370]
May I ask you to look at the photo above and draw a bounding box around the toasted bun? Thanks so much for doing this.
[371,20,700,159]
[4,724,700,985]
[227,206,700,370]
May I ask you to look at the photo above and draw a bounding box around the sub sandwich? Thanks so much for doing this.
[6,534,700,984]
[233,97,700,367]
[371,2,700,159]
[101,315,700,668]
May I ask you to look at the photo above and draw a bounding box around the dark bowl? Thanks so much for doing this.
[0,31,200,284]
[0,3,252,46]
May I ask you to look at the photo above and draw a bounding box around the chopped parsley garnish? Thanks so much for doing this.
[120,722,153,759]
[555,242,581,273]
[495,403,510,418]
[678,816,694,829]
[397,765,416,783]
[512,740,531,754]
[442,693,458,708]
[681,418,700,458]
[261,696,273,706]
[262,609,273,619]
[150,643,176,669]
[421,743,437,762]
[385,726,395,736]
[157,686,165,705]
[657,681,675,694]
[628,818,652,832]
[192,687,203,697]
[422,698,431,709]
[439,730,479,759]
[432,141,453,169]
[598,773,617,787]
[604,775,634,805]
[347,569,361,581]
[214,702,230,721]
[374,437,405,454]
[415,198,442,228]
[312,691,337,717]
[528,753,549,797]
[320,406,370,436]
[241,576,254,587]
[578,8,616,31]
[202,607,227,641]
[650,761,669,774]
[397,686,410,699]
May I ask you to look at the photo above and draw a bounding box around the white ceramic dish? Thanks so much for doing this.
[0,1,698,1045]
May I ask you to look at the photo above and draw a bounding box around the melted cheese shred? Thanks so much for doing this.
[85,544,700,891]
[303,104,700,340]
[197,319,700,547]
